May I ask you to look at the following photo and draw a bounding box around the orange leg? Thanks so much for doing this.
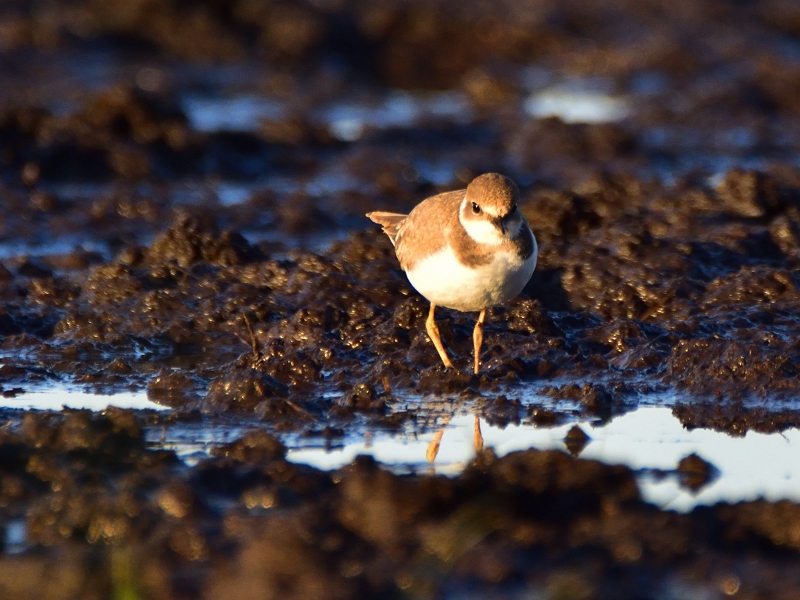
[426,304,454,369]
[473,415,484,452]
[426,428,445,463]
[427,415,485,464]
[472,309,487,374]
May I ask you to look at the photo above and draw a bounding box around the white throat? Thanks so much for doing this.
[459,199,505,245]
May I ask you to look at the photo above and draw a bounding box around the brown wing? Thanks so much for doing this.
[366,211,407,246]
[394,190,464,271]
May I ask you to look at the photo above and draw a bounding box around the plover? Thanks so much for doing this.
[367,173,537,373]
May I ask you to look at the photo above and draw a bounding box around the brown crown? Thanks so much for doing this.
[465,173,519,216]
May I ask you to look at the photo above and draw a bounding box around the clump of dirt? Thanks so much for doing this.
[0,86,191,181]
[668,337,799,397]
[145,214,261,268]
[673,403,800,436]
[563,424,590,456]
[677,452,718,492]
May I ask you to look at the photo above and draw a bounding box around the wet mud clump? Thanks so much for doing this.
[676,453,719,492]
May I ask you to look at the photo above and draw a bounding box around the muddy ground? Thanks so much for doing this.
[1,0,800,597]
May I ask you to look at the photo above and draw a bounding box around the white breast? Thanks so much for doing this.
[405,242,537,312]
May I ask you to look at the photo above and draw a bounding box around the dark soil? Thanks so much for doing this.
[2,0,800,596]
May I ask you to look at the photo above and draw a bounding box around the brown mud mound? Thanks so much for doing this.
[673,403,800,436]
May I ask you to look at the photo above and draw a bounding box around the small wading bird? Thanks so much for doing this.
[367,173,537,373]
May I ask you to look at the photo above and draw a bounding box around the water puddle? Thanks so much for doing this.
[645,151,800,188]
[3,389,799,512]
[170,169,369,208]
[181,94,286,132]
[214,181,255,206]
[0,237,111,261]
[180,90,472,139]
[0,390,167,412]
[524,83,630,123]
[285,408,800,512]
[321,91,472,141]
[3,520,27,555]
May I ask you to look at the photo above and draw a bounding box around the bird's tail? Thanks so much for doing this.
[366,211,407,246]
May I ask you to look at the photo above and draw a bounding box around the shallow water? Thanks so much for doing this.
[322,91,473,141]
[0,236,111,261]
[181,95,286,132]
[3,520,26,555]
[235,407,800,512]
[0,389,167,411]
[181,89,474,140]
[4,388,798,512]
[524,88,630,123]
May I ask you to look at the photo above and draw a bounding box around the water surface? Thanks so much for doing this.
[3,389,797,512]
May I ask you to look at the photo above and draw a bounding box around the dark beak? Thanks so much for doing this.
[496,217,507,235]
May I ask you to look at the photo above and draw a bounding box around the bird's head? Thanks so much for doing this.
[459,173,523,244]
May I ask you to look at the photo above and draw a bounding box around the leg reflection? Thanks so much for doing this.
[473,415,483,453]
[426,415,485,464]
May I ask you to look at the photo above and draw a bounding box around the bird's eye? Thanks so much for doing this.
[471,202,481,214]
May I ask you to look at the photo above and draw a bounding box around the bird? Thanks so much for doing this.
[367,172,537,374]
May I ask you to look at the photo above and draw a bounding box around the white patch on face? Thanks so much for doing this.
[459,199,504,245]
[462,217,505,245]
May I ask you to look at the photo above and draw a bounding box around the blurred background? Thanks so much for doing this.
[2,0,800,254]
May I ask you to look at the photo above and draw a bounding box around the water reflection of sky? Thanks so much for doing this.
[286,408,800,512]
[2,390,798,512]
[0,390,167,411]
[180,90,473,140]
[524,88,630,123]
[181,95,285,132]
[182,86,631,136]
